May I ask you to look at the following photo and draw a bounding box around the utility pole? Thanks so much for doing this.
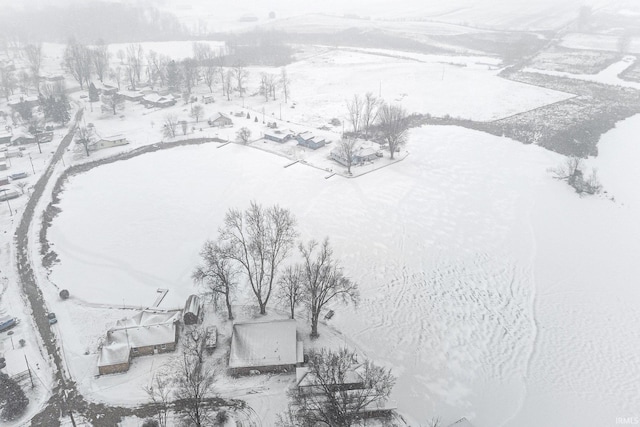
[24,355,34,388]
[0,189,13,216]
[28,153,35,174]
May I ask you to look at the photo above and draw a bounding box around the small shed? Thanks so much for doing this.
[183,295,203,325]
[209,112,233,127]
[264,131,292,143]
[296,132,326,150]
[11,130,35,146]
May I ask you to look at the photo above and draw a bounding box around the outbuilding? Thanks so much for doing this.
[208,112,233,127]
[229,319,304,375]
[183,294,203,325]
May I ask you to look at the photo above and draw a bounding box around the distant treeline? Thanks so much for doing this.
[0,2,187,44]
[281,29,450,55]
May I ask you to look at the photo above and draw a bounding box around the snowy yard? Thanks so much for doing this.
[45,118,640,426]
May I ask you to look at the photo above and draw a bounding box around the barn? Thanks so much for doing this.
[296,132,326,150]
[229,319,304,375]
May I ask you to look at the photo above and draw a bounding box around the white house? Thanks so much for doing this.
[90,134,129,151]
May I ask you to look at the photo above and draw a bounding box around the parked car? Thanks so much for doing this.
[0,315,17,332]
[47,313,57,325]
[9,172,28,180]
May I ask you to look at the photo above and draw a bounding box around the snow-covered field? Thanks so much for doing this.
[166,0,620,32]
[281,48,572,125]
[46,115,640,426]
[561,32,640,54]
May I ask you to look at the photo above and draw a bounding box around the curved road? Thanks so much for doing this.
[14,112,242,425]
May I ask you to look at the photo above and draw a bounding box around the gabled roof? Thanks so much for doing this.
[98,342,130,367]
[11,130,34,141]
[184,294,202,314]
[143,93,175,103]
[210,112,232,121]
[229,319,303,368]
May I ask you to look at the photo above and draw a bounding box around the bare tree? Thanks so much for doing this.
[184,327,208,364]
[126,62,137,91]
[192,42,211,63]
[15,182,28,195]
[173,353,215,427]
[276,265,303,319]
[266,73,278,100]
[190,103,204,123]
[75,126,94,156]
[346,94,363,134]
[288,348,395,426]
[201,49,218,94]
[193,240,237,320]
[147,51,169,88]
[64,38,92,89]
[280,67,290,103]
[24,43,42,90]
[550,156,602,195]
[219,202,298,315]
[260,72,270,101]
[163,114,178,139]
[91,40,110,82]
[232,62,248,95]
[299,239,359,338]
[377,103,409,160]
[215,55,227,95]
[116,49,125,64]
[224,70,233,101]
[362,92,381,140]
[0,66,16,100]
[102,93,124,115]
[550,156,582,181]
[182,58,198,95]
[143,373,172,427]
[126,43,144,86]
[109,66,122,90]
[335,137,358,174]
[236,127,251,144]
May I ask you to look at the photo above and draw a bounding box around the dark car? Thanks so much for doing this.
[47,313,57,325]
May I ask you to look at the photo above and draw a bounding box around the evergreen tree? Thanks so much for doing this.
[0,372,29,421]
[88,82,100,102]
[166,60,181,91]
[51,95,71,125]
[15,101,33,121]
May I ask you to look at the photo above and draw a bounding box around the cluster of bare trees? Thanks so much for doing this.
[193,202,359,338]
[144,346,218,427]
[550,156,602,195]
[346,93,410,160]
[0,43,43,100]
[278,348,395,426]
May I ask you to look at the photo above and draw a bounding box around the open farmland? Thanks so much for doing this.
[44,120,640,426]
[528,46,620,75]
[277,48,572,126]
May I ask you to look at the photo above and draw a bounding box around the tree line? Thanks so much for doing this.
[61,40,292,103]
